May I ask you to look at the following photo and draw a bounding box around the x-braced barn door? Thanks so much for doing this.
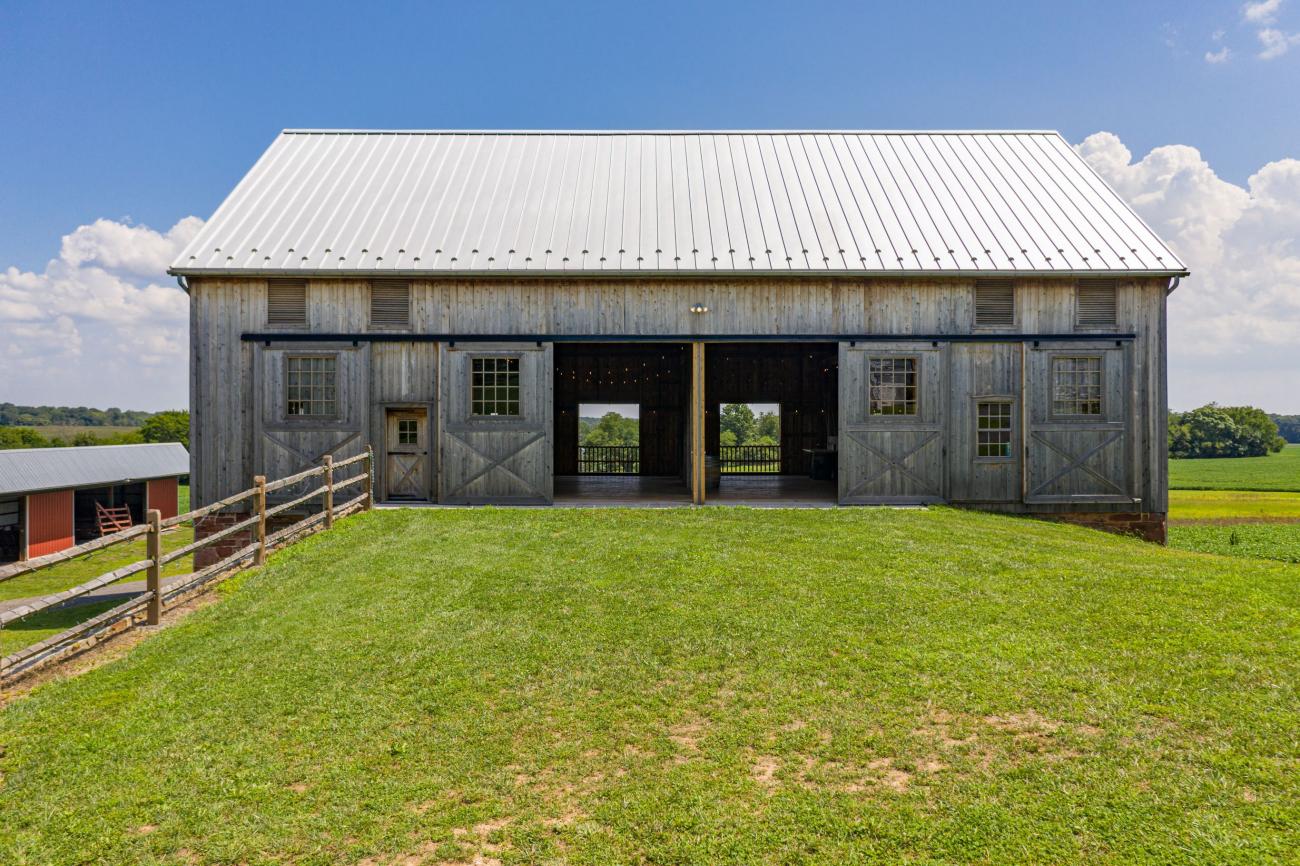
[1024,343,1134,505]
[439,343,553,504]
[254,343,370,497]
[384,409,430,501]
[839,342,945,504]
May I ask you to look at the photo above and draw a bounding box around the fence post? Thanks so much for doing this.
[364,445,375,510]
[322,455,335,530]
[255,475,267,565]
[146,509,162,625]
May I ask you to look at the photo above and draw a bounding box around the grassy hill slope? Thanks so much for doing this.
[2,508,1298,864]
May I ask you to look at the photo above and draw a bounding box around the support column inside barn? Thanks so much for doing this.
[691,341,706,505]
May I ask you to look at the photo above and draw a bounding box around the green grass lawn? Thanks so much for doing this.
[0,599,122,657]
[178,482,190,516]
[2,508,1298,865]
[1169,443,1300,492]
[0,527,194,604]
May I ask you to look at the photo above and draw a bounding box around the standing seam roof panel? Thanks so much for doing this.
[172,131,1187,277]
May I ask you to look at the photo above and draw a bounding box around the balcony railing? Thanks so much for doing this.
[578,445,640,475]
[720,444,781,474]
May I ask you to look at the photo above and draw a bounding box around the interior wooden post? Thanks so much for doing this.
[691,341,706,505]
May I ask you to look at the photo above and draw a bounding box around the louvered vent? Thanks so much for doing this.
[1077,279,1117,328]
[974,280,1015,328]
[370,280,411,327]
[267,279,307,326]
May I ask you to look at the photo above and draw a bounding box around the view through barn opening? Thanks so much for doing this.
[717,403,781,474]
[554,343,692,503]
[578,404,640,475]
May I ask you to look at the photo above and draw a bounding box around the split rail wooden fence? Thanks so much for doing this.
[0,449,374,685]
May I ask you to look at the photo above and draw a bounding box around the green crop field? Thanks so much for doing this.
[1169,444,1300,492]
[28,425,141,442]
[2,508,1298,864]
[1169,523,1300,564]
[1168,490,1300,521]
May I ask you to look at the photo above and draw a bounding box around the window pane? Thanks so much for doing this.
[976,401,1013,458]
[1051,357,1103,416]
[868,357,919,416]
[286,356,338,417]
[470,356,521,416]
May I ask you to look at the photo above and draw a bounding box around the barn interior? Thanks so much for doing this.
[553,342,838,504]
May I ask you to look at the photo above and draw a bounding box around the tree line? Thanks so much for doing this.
[1169,405,1287,458]
[0,410,189,450]
[1272,414,1300,444]
[577,404,780,448]
[0,403,154,428]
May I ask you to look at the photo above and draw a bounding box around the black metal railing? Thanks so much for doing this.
[719,445,781,474]
[578,445,640,475]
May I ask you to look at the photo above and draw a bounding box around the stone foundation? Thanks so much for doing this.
[193,511,304,568]
[1038,511,1167,544]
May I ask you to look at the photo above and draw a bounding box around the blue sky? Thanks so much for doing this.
[2,0,1299,410]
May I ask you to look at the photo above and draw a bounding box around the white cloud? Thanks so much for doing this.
[0,217,201,411]
[1257,26,1300,57]
[1204,45,1232,63]
[1243,0,1283,24]
[1077,132,1300,411]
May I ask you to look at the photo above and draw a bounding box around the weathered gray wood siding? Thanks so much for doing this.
[188,276,1168,513]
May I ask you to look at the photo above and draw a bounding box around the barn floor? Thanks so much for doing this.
[554,475,837,506]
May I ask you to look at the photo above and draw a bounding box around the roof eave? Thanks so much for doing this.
[169,267,1190,280]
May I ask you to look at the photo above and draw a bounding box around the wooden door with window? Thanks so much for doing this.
[948,343,1022,502]
[385,410,429,501]
[838,342,945,504]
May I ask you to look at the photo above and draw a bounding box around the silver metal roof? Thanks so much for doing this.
[0,443,189,497]
[172,130,1186,278]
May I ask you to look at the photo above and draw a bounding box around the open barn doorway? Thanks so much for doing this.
[705,343,839,504]
[554,344,692,504]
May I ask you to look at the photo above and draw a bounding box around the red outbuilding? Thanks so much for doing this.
[0,443,189,562]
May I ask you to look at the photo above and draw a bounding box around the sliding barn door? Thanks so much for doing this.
[1025,344,1134,505]
[839,342,945,504]
[439,343,553,504]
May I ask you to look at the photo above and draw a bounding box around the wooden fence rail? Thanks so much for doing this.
[0,447,374,685]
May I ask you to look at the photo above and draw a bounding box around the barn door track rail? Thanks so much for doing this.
[0,450,375,687]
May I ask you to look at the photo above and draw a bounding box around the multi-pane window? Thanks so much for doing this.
[1052,356,1103,416]
[976,401,1014,458]
[397,419,418,444]
[471,356,520,417]
[869,357,918,416]
[286,356,337,417]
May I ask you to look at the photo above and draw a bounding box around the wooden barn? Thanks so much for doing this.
[0,443,189,562]
[171,131,1187,541]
